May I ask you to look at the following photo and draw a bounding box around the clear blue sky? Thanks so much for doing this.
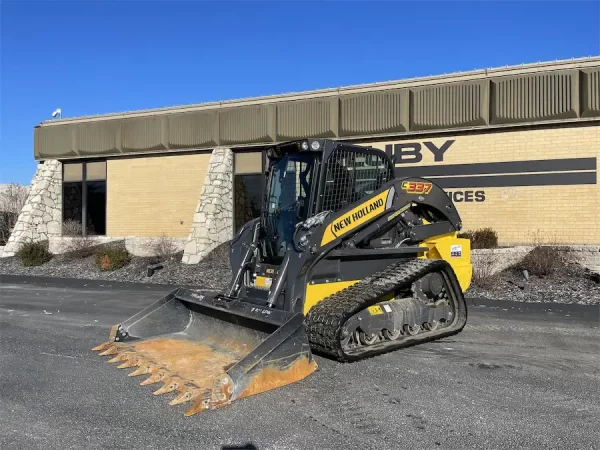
[1,0,599,184]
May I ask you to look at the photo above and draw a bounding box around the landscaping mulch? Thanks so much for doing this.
[1,240,598,305]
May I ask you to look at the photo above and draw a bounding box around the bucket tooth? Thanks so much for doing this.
[98,345,120,356]
[108,352,133,364]
[184,394,218,417]
[129,363,153,378]
[92,342,111,352]
[169,387,203,406]
[153,377,182,396]
[117,358,139,369]
[139,369,167,385]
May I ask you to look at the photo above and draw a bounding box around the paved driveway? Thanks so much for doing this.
[1,278,598,450]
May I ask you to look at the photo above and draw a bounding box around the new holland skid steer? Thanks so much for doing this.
[93,138,472,416]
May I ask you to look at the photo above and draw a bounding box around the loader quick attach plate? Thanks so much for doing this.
[92,289,317,416]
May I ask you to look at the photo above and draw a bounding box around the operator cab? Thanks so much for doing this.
[259,139,395,266]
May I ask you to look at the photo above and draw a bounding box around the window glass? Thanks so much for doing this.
[62,182,83,235]
[234,174,264,233]
[86,180,106,235]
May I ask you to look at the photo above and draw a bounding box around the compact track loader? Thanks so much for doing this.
[93,138,472,416]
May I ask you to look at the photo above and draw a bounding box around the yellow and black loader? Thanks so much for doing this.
[93,138,472,416]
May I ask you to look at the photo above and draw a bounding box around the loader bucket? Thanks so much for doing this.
[92,288,317,416]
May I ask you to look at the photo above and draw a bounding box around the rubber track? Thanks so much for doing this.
[305,258,467,362]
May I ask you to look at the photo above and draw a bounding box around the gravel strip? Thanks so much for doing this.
[467,265,600,306]
[0,241,233,292]
[1,241,598,306]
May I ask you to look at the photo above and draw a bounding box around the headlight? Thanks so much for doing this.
[311,141,320,150]
[301,141,309,150]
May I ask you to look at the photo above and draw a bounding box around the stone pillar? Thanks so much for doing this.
[182,147,234,264]
[1,160,62,257]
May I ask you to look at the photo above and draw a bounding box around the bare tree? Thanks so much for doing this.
[0,183,29,245]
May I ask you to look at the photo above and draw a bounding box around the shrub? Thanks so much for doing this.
[95,245,131,271]
[62,236,99,260]
[17,240,53,267]
[149,233,179,262]
[517,245,567,277]
[515,230,571,278]
[471,248,502,290]
[62,219,83,237]
[459,227,498,249]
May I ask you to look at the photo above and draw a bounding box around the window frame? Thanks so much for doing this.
[232,150,266,234]
[61,159,107,237]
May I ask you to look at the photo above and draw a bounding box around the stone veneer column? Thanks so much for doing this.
[2,160,62,257]
[182,147,234,264]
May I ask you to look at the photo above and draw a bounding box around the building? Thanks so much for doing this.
[2,56,599,262]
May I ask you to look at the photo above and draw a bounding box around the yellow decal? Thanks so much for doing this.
[321,189,391,246]
[255,276,272,289]
[401,180,433,195]
[387,203,411,222]
[368,305,383,315]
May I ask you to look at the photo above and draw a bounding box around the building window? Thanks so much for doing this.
[62,161,107,236]
[234,174,264,233]
[233,151,265,234]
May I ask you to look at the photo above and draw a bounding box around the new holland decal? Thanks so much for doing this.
[321,189,392,246]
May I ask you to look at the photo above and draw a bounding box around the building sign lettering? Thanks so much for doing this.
[445,190,486,203]
[385,140,455,164]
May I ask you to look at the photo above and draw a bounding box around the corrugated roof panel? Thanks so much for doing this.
[220,105,274,145]
[490,70,579,124]
[168,111,217,149]
[339,90,408,137]
[276,98,337,140]
[581,68,600,118]
[36,124,76,158]
[410,80,488,130]
[121,116,166,153]
[76,121,120,156]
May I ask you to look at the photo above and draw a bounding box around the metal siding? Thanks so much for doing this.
[76,121,120,156]
[37,124,77,158]
[410,81,488,130]
[33,62,600,161]
[168,111,217,149]
[276,98,336,140]
[490,70,578,124]
[220,105,272,144]
[122,116,166,152]
[581,69,600,118]
[339,90,408,136]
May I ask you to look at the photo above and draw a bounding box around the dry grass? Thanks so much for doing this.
[472,248,503,290]
[149,233,180,262]
[62,219,83,237]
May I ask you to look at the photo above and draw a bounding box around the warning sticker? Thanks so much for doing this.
[450,244,462,258]
[368,305,384,315]
[383,304,392,313]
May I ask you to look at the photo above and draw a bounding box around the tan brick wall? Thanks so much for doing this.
[366,124,600,245]
[106,153,211,238]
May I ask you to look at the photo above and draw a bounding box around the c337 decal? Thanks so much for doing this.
[401,180,433,195]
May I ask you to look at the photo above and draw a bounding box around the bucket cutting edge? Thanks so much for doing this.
[92,288,318,416]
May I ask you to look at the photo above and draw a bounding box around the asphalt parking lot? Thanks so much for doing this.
[1,277,599,450]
